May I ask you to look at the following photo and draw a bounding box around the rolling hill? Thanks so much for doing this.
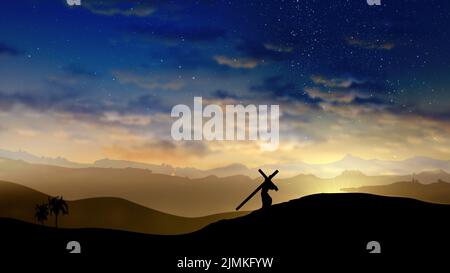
[1,193,449,267]
[0,180,247,235]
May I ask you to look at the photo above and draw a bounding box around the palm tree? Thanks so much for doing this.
[34,203,49,225]
[48,196,69,228]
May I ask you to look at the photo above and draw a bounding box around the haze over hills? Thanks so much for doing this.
[0,180,247,234]
[1,157,449,216]
[1,148,450,178]
[261,154,450,178]
[0,148,254,178]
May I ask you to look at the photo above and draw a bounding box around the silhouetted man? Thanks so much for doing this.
[235,169,279,211]
[261,179,278,209]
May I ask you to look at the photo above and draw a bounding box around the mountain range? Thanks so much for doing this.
[1,148,449,178]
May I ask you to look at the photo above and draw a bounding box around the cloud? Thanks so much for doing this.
[127,94,170,114]
[351,96,386,106]
[311,75,355,88]
[305,87,356,103]
[264,43,293,53]
[0,42,21,56]
[101,112,152,126]
[103,139,212,164]
[82,0,157,17]
[113,70,184,91]
[0,89,78,112]
[0,72,171,129]
[311,75,387,95]
[250,75,322,104]
[0,75,110,118]
[346,37,395,50]
[211,89,240,100]
[128,24,225,42]
[311,75,385,91]
[213,55,261,69]
[236,41,292,62]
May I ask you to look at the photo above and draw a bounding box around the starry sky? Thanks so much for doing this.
[0,0,450,168]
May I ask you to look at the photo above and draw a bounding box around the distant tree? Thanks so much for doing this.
[34,203,49,225]
[48,196,69,228]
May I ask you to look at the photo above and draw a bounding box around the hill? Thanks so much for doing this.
[0,180,247,235]
[1,193,449,267]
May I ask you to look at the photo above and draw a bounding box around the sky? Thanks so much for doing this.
[0,0,450,169]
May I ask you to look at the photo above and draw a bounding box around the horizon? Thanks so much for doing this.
[1,147,449,180]
[2,147,450,167]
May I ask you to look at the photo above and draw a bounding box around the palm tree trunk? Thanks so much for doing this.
[55,214,58,228]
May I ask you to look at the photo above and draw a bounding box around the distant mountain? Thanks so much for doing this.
[0,148,86,168]
[342,179,450,204]
[414,169,450,184]
[0,149,253,178]
[1,148,449,178]
[262,154,450,178]
[0,180,247,235]
[94,159,254,178]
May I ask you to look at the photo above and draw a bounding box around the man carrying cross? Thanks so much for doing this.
[236,169,279,210]
[260,172,279,208]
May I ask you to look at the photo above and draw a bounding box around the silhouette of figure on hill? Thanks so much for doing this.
[261,178,278,209]
[235,169,279,211]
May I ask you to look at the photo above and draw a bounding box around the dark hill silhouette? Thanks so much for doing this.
[1,193,449,268]
[0,180,247,234]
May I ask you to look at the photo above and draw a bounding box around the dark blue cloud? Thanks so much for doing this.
[351,96,387,106]
[127,94,169,113]
[0,42,21,56]
[0,68,93,111]
[211,89,240,100]
[250,76,322,104]
[0,91,73,112]
[236,41,291,62]
[348,80,386,93]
